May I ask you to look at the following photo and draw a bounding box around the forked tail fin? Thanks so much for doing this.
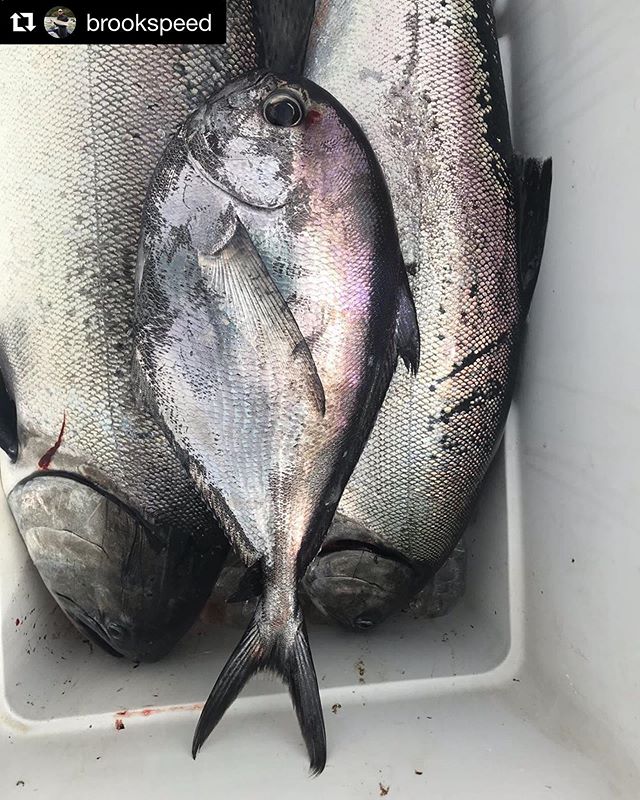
[192,599,326,775]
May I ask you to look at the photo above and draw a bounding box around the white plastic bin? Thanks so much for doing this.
[1,1,639,796]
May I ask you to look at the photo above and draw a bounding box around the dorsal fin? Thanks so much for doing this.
[514,155,553,315]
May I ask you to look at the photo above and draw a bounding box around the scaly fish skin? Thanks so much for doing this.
[135,70,419,771]
[304,0,551,624]
[0,27,272,660]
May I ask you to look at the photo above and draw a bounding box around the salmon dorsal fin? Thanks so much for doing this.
[199,213,326,416]
[514,154,553,315]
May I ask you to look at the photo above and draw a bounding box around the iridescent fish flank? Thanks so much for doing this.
[304,0,552,627]
[135,71,419,772]
[0,1,321,659]
[0,21,278,661]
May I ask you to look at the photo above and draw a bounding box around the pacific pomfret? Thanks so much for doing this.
[135,70,419,771]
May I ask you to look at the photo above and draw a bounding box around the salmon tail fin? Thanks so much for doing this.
[192,601,326,775]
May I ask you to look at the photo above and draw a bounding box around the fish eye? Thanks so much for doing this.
[105,622,126,640]
[263,91,305,128]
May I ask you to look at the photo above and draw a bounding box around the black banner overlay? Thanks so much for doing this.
[0,0,227,43]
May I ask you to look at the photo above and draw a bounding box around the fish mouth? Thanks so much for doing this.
[55,592,124,659]
[67,615,125,659]
[60,597,174,662]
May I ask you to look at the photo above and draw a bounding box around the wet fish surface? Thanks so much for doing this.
[305,0,551,624]
[0,28,279,659]
[135,71,419,771]
[302,515,466,629]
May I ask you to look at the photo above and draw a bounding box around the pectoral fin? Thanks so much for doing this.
[198,214,326,415]
[515,155,553,315]
[0,368,18,462]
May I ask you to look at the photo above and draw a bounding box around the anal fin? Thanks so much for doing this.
[227,562,263,603]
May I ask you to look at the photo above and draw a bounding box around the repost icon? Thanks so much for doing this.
[10,12,35,32]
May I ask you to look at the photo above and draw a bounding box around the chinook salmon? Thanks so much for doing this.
[0,0,316,659]
[304,0,552,626]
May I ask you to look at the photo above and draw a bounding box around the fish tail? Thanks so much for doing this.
[286,617,326,776]
[192,600,326,775]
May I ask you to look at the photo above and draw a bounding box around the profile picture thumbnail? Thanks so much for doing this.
[44,7,76,39]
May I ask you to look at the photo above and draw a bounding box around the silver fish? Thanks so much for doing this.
[0,25,276,659]
[304,0,551,625]
[301,515,466,629]
[8,475,218,660]
[302,514,417,629]
[134,71,419,771]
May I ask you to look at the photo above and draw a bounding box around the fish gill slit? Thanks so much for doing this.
[58,528,108,557]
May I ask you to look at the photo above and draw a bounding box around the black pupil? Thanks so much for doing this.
[265,98,302,127]
[107,623,124,639]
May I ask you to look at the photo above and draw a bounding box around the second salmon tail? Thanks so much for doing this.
[192,599,327,775]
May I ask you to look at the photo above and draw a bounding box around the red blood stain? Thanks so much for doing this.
[115,702,203,720]
[114,719,125,731]
[306,109,322,126]
[38,413,66,470]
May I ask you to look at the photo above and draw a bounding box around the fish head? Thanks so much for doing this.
[183,70,365,210]
[303,514,417,630]
[7,473,220,662]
